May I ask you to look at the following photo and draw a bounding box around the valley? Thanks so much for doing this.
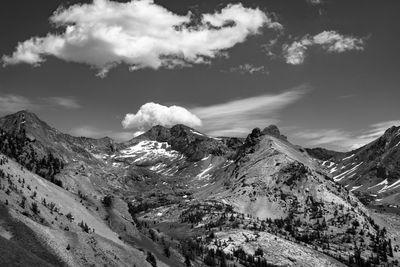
[0,110,399,266]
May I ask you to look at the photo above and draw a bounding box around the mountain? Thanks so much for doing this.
[185,127,394,265]
[0,110,116,163]
[130,124,243,161]
[118,125,398,266]
[0,111,399,266]
[309,126,400,206]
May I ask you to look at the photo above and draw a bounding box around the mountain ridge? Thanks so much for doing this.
[307,125,400,205]
[0,110,399,266]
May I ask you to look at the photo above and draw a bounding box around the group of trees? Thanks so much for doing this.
[0,129,64,187]
[178,237,279,267]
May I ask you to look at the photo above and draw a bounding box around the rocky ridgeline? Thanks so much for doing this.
[309,125,400,204]
[0,110,399,266]
[133,124,243,161]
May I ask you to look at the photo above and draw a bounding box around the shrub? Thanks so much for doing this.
[102,195,113,207]
[146,251,157,267]
[31,202,39,214]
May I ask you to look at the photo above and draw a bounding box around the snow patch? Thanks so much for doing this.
[377,178,400,193]
[201,155,211,161]
[342,154,355,161]
[350,185,362,192]
[116,141,181,162]
[333,162,363,181]
[190,129,206,136]
[197,164,214,179]
[368,179,388,190]
[394,140,400,148]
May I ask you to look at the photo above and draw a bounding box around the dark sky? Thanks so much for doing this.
[0,0,399,151]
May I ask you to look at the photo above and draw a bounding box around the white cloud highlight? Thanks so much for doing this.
[306,0,324,6]
[3,0,280,76]
[227,64,269,75]
[122,102,202,130]
[283,31,365,65]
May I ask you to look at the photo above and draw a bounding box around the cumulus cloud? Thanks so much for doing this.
[226,64,269,75]
[192,87,308,136]
[2,0,281,76]
[122,102,202,130]
[70,126,134,141]
[292,120,400,151]
[283,31,365,65]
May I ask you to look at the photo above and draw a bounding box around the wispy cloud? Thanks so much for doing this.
[2,0,281,76]
[120,87,308,137]
[306,0,324,6]
[0,94,38,114]
[192,87,309,136]
[225,64,269,75]
[0,93,81,114]
[70,126,133,141]
[357,120,400,142]
[283,31,366,65]
[44,97,81,109]
[292,120,400,151]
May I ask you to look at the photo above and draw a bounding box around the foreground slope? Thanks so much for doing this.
[0,153,153,266]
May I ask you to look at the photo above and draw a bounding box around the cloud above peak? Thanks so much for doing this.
[283,31,365,65]
[2,0,280,76]
[122,102,202,130]
[122,87,308,136]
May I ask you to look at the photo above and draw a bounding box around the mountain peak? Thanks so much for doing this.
[263,124,288,141]
[0,110,54,136]
[2,109,47,123]
[383,125,400,139]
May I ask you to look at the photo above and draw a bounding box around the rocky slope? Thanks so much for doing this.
[309,126,400,205]
[0,110,398,266]
[130,126,398,266]
[0,110,116,164]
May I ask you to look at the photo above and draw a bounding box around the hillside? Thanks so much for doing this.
[0,110,399,266]
[309,126,400,206]
[127,127,399,266]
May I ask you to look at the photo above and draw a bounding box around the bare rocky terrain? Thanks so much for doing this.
[0,110,399,266]
[307,126,400,207]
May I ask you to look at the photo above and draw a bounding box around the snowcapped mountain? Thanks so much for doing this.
[309,126,400,205]
[0,111,398,266]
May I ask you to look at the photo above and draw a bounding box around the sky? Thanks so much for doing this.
[0,0,399,151]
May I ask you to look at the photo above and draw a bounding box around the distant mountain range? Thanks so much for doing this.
[0,110,398,266]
